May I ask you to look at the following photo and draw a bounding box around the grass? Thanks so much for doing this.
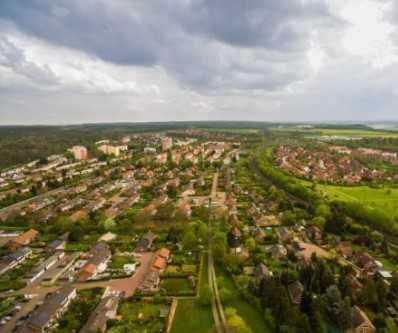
[199,127,259,134]
[109,255,135,269]
[316,184,398,220]
[215,266,273,333]
[160,278,194,295]
[108,299,168,333]
[170,254,214,333]
[273,127,398,138]
[171,299,214,333]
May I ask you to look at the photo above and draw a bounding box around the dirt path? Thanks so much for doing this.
[208,171,229,333]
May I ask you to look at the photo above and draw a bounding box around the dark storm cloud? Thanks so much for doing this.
[177,0,340,50]
[0,0,342,90]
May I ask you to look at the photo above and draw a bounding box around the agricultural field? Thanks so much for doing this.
[316,184,398,220]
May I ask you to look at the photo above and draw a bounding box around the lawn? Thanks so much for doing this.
[107,300,169,333]
[316,184,398,219]
[215,266,273,333]
[170,299,214,333]
[160,277,194,295]
[109,254,135,269]
[170,254,214,333]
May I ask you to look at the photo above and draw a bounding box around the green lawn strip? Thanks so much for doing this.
[170,299,214,333]
[215,265,272,333]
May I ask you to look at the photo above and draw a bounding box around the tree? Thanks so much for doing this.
[245,237,256,252]
[182,231,197,250]
[225,307,252,333]
[219,287,233,304]
[339,297,352,331]
[103,218,116,231]
[197,222,208,242]
[361,279,378,310]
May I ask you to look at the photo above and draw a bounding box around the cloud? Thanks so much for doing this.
[0,0,398,124]
[0,35,59,86]
[0,0,344,91]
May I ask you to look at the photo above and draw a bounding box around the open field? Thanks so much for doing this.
[273,127,398,138]
[199,127,259,134]
[316,184,398,219]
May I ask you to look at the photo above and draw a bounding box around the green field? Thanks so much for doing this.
[273,127,398,138]
[317,184,398,219]
[199,127,259,134]
[307,128,398,138]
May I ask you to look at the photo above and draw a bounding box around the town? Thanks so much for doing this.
[0,126,397,333]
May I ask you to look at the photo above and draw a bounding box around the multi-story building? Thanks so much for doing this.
[162,137,173,151]
[98,145,121,157]
[69,146,88,160]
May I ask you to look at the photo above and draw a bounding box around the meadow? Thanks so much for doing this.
[302,128,398,138]
[316,184,398,220]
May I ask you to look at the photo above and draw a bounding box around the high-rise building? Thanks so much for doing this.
[69,146,88,160]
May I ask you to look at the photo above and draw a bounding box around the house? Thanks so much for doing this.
[276,227,291,242]
[268,244,287,260]
[288,281,304,305]
[294,241,330,263]
[16,285,77,333]
[135,231,157,253]
[77,241,111,281]
[8,229,39,250]
[152,248,171,272]
[25,252,65,284]
[307,226,322,244]
[139,270,160,293]
[228,227,242,248]
[46,239,66,254]
[254,228,265,243]
[79,290,122,333]
[351,306,376,333]
[152,256,167,271]
[254,263,271,280]
[336,241,353,258]
[255,215,280,227]
[0,247,32,275]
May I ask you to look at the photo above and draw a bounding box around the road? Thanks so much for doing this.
[1,293,47,333]
[0,185,68,214]
[208,171,229,333]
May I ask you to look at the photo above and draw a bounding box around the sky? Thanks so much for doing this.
[1,0,398,124]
